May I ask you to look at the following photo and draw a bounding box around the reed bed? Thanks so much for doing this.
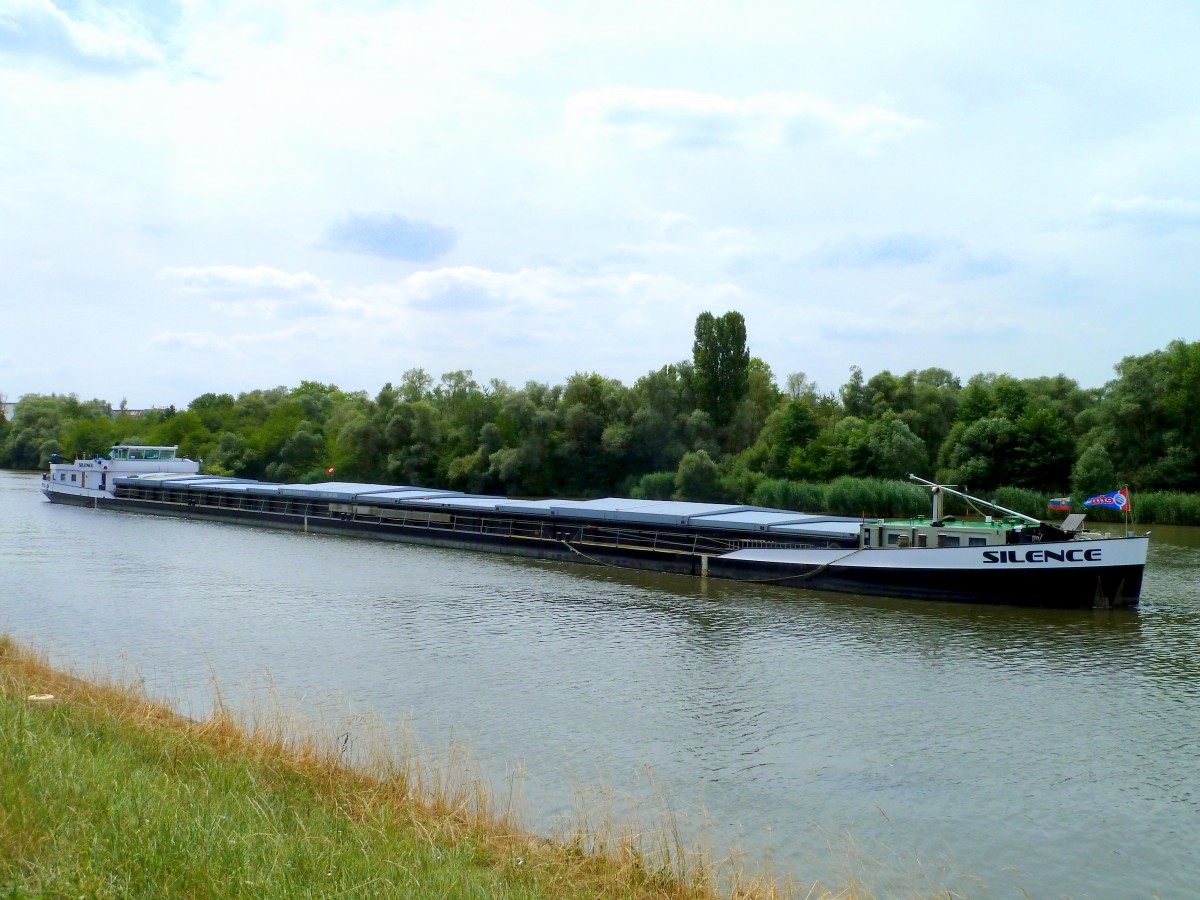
[753,478,927,519]
[993,489,1199,526]
[750,476,1200,528]
[987,487,1048,520]
[1107,491,1200,526]
[0,635,881,899]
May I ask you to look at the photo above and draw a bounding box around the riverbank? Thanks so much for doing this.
[0,636,855,899]
[752,476,1200,526]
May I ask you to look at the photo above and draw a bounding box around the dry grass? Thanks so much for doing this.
[1,634,874,899]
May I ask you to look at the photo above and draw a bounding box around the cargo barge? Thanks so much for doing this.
[42,446,1148,609]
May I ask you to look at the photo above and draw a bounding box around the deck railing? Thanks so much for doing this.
[114,484,826,555]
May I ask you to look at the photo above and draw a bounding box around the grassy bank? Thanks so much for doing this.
[0,636,856,899]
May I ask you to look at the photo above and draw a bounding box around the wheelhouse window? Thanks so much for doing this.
[109,446,176,461]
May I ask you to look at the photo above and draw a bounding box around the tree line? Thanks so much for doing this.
[3,314,1198,519]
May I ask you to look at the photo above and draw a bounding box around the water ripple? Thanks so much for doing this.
[2,472,1199,898]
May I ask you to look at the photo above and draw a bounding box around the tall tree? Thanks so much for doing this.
[692,310,750,428]
[1072,443,1118,503]
[0,400,10,464]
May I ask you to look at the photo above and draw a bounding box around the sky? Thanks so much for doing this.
[2,0,1199,408]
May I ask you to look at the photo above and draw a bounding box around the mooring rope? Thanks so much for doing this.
[738,548,862,584]
[558,538,864,585]
[559,539,630,569]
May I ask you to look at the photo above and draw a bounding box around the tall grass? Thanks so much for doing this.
[989,487,1049,520]
[1118,491,1200,526]
[752,477,927,519]
[824,478,928,518]
[979,488,1200,526]
[1,635,858,899]
[747,477,1200,527]
[751,478,828,513]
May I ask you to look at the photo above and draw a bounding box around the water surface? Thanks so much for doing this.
[2,471,1197,897]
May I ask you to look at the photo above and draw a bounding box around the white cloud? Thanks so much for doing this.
[160,265,325,294]
[3,2,1200,404]
[0,0,164,70]
[818,291,1019,341]
[566,87,925,154]
[149,331,236,353]
[146,261,742,380]
[815,233,947,269]
[158,265,362,318]
[656,211,698,236]
[371,264,742,321]
[1088,194,1200,231]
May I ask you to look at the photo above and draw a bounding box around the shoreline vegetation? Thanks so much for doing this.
[1,635,883,899]
[4,462,1187,527]
[4,325,1200,524]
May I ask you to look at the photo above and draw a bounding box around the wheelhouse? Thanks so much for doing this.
[108,445,180,461]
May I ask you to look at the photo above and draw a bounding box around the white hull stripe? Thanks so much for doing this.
[721,539,1149,571]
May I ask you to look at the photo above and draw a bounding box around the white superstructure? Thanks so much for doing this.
[41,444,200,503]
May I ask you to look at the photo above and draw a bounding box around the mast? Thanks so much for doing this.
[907,473,1042,526]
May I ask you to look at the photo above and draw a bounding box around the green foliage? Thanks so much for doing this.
[760,400,819,477]
[938,415,1017,490]
[0,406,9,464]
[956,374,996,422]
[692,310,750,428]
[722,357,782,454]
[752,478,827,512]
[188,392,235,431]
[839,366,868,418]
[630,471,676,500]
[824,476,927,518]
[863,412,927,480]
[627,366,690,473]
[10,333,1200,512]
[991,486,1050,519]
[751,477,926,517]
[1096,339,1200,489]
[1071,444,1117,505]
[4,394,70,468]
[1010,405,1074,489]
[206,432,258,477]
[717,463,763,506]
[674,449,721,501]
[0,639,729,900]
[62,415,121,460]
[1130,491,1200,526]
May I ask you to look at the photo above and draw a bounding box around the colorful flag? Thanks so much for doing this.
[1047,497,1072,512]
[1084,488,1130,510]
[326,466,335,474]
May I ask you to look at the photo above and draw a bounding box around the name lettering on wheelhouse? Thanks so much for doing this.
[982,548,1102,564]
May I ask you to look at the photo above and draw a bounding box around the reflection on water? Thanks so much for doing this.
[2,472,1198,897]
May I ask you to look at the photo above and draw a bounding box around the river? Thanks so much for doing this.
[2,470,1197,897]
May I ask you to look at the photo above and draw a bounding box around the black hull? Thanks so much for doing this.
[47,490,1145,610]
[709,555,1144,609]
[42,490,101,509]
